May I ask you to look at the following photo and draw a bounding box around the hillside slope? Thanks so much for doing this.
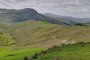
[0,32,15,46]
[6,20,90,49]
[0,19,90,60]
[44,13,90,23]
[32,43,90,60]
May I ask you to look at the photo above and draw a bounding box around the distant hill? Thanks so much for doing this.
[44,13,90,23]
[44,13,78,25]
[0,8,78,25]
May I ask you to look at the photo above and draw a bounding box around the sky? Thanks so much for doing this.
[0,0,90,18]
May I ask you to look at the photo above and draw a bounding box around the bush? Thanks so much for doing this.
[24,56,28,60]
[62,44,64,46]
[81,44,84,47]
[32,53,38,59]
[32,55,38,59]
[78,42,84,44]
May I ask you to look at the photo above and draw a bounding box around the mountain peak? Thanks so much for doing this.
[21,8,36,11]
[18,8,38,14]
[0,8,78,25]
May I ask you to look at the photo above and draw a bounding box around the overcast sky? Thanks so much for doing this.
[0,0,90,18]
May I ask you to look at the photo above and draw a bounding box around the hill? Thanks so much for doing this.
[44,13,90,23]
[0,8,78,25]
[0,19,90,60]
[6,20,90,49]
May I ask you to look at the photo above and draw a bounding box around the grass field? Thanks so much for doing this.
[0,47,44,60]
[32,43,90,60]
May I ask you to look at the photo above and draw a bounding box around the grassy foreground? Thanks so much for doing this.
[32,43,90,60]
[0,47,44,60]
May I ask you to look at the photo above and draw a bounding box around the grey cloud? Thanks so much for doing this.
[0,0,90,17]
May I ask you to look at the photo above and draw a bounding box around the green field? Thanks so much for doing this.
[32,43,90,60]
[0,47,44,60]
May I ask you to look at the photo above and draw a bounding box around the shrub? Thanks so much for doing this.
[32,53,38,59]
[62,44,64,46]
[24,56,28,60]
[32,55,38,59]
[78,42,84,44]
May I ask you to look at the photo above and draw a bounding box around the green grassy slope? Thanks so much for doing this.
[0,32,15,46]
[32,43,90,60]
[0,23,13,46]
[6,20,90,49]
